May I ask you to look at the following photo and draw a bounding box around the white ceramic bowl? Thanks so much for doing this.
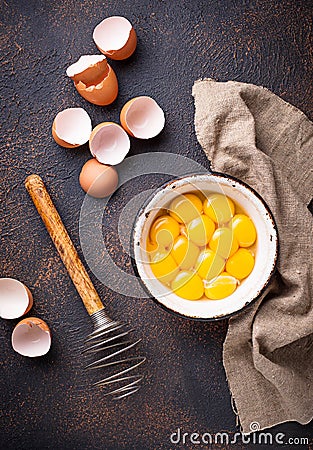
[133,173,278,320]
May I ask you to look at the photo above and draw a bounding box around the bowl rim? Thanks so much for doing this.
[131,170,279,321]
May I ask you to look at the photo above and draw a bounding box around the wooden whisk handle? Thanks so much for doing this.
[25,174,104,316]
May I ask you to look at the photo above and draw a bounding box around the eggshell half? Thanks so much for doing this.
[0,278,33,320]
[66,55,118,106]
[66,55,108,85]
[89,122,130,165]
[93,16,137,60]
[12,317,51,357]
[79,158,119,198]
[120,96,165,139]
[52,108,92,148]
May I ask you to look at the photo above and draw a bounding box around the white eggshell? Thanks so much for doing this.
[66,55,106,78]
[93,16,137,60]
[121,96,165,139]
[0,278,33,320]
[12,318,51,357]
[53,108,92,147]
[89,122,130,165]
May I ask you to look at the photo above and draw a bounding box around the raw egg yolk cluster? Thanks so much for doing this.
[147,193,257,301]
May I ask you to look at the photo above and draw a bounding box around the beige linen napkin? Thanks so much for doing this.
[192,79,313,434]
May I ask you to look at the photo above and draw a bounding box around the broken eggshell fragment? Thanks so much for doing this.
[66,55,118,106]
[120,96,165,139]
[12,317,51,357]
[89,122,130,165]
[0,278,33,320]
[93,16,137,60]
[52,107,92,148]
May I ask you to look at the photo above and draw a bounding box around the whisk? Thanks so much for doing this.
[25,174,145,399]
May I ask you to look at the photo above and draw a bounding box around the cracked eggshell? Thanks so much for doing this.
[66,55,118,106]
[66,55,107,85]
[120,96,165,139]
[93,16,137,60]
[0,278,33,320]
[52,108,92,148]
[89,122,130,165]
[12,317,51,357]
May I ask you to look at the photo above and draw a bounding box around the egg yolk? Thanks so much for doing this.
[146,239,158,253]
[226,248,255,280]
[171,236,200,270]
[171,271,204,300]
[149,215,180,249]
[169,193,202,224]
[203,194,235,224]
[204,272,238,300]
[179,223,188,238]
[187,214,215,246]
[230,214,257,247]
[209,227,239,259]
[148,190,257,302]
[196,249,225,281]
[150,250,179,285]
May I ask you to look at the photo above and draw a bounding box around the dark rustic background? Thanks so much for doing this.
[1,1,312,449]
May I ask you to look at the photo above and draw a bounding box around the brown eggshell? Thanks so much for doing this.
[79,158,119,198]
[93,16,137,60]
[101,27,137,60]
[17,317,50,331]
[0,277,33,320]
[120,98,136,137]
[68,56,109,85]
[52,108,92,148]
[89,122,130,165]
[12,317,52,357]
[75,64,118,106]
[24,286,34,314]
[120,96,165,139]
[52,120,78,148]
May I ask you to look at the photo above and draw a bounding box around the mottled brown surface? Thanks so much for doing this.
[0,1,312,449]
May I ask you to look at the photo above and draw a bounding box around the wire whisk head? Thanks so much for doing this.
[84,309,145,399]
